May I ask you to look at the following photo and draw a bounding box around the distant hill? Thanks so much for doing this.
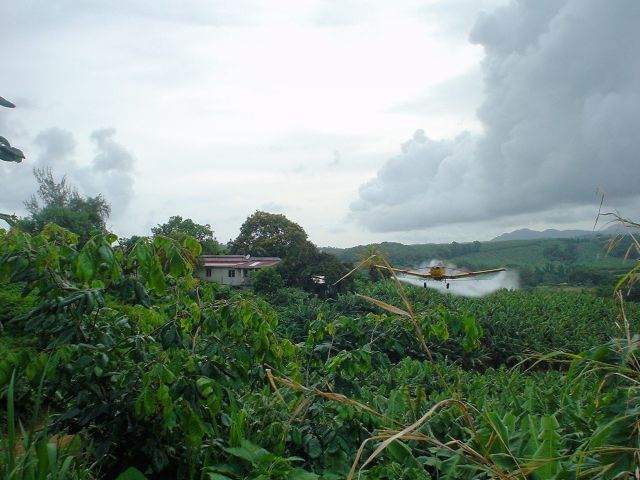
[491,224,634,242]
[322,230,639,290]
[323,235,636,271]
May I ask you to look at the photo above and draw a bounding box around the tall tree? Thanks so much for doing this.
[229,211,308,258]
[18,168,110,244]
[151,215,223,254]
[232,211,353,294]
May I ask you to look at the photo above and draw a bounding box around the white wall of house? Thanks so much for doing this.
[197,267,253,286]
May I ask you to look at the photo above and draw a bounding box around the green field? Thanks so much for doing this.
[2,224,640,478]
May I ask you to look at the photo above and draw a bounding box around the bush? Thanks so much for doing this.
[251,267,284,295]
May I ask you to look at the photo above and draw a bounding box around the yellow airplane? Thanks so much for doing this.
[375,264,506,288]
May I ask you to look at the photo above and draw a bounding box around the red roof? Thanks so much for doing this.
[200,255,280,269]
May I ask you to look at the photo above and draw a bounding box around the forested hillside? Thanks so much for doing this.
[324,236,633,269]
[324,236,637,291]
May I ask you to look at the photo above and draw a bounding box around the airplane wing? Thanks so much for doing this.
[373,265,433,278]
[438,268,507,279]
[374,265,506,280]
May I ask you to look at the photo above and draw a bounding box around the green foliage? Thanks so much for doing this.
[279,249,353,296]
[205,439,318,479]
[349,280,640,366]
[1,367,92,479]
[152,215,223,255]
[2,218,640,479]
[231,211,353,294]
[0,95,25,163]
[251,266,284,295]
[17,168,110,245]
[230,211,308,258]
[0,95,17,108]
[0,282,37,331]
[0,135,24,163]
[0,224,296,476]
[115,467,147,480]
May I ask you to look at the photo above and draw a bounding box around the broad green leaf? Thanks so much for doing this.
[98,244,115,265]
[169,251,188,277]
[148,257,166,295]
[129,239,152,267]
[0,144,24,162]
[224,440,272,465]
[205,474,233,480]
[532,415,561,479]
[182,236,202,256]
[115,467,148,480]
[76,249,95,284]
[287,469,319,480]
[306,436,322,459]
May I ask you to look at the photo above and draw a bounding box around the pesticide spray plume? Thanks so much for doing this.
[398,259,519,298]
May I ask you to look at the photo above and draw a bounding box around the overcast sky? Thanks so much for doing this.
[1,0,638,247]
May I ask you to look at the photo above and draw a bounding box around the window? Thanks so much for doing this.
[205,268,211,277]
[244,269,250,277]
[228,269,236,278]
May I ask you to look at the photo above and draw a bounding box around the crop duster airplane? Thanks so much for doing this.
[374,264,507,289]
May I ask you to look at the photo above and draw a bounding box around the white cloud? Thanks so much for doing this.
[6,1,631,246]
[351,0,640,233]
[2,1,492,245]
[0,125,136,220]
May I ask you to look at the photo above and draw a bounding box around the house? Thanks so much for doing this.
[197,255,281,286]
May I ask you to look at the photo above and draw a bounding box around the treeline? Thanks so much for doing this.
[228,211,354,295]
[3,168,353,297]
[324,240,481,266]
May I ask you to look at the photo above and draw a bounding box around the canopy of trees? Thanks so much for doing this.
[18,168,110,244]
[229,211,308,258]
[230,211,353,294]
[152,215,223,254]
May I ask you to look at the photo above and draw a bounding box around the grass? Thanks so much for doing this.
[1,364,90,480]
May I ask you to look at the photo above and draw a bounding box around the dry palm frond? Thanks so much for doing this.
[265,369,401,426]
[348,399,474,478]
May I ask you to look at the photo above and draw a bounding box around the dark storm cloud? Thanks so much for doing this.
[351,0,640,232]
